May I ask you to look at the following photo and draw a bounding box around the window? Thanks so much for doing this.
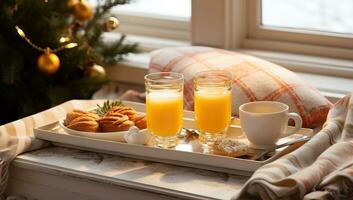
[108,0,352,98]
[245,0,353,60]
[110,0,353,62]
[191,0,353,97]
[262,0,353,35]
[112,0,191,42]
[113,0,191,19]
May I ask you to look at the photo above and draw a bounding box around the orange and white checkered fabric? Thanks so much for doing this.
[150,46,332,128]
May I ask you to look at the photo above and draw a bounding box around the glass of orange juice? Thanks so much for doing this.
[145,72,184,148]
[194,70,232,153]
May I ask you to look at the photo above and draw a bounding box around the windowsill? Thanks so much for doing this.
[107,37,352,102]
[105,33,190,52]
[239,49,353,102]
[109,55,350,103]
[127,35,190,52]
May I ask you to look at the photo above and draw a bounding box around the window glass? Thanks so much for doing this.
[112,0,191,19]
[262,0,353,35]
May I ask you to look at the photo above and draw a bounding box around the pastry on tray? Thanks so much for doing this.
[64,109,99,132]
[213,137,248,157]
[64,100,147,133]
[99,112,135,132]
[105,106,147,130]
[107,106,137,119]
[129,114,147,129]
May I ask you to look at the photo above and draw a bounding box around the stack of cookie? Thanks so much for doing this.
[64,106,147,132]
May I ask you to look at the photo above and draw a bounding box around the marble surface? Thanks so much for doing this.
[13,146,249,199]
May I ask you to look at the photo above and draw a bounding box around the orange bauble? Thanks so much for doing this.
[73,0,93,21]
[37,52,60,75]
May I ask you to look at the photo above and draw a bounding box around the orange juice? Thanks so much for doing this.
[194,88,231,134]
[146,91,183,137]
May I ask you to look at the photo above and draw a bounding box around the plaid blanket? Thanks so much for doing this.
[234,94,353,199]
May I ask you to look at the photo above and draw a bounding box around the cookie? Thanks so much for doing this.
[67,120,99,132]
[99,113,128,124]
[130,114,147,129]
[107,106,137,119]
[64,110,99,132]
[115,120,135,131]
[99,112,134,132]
[213,138,248,157]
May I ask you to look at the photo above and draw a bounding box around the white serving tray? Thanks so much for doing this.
[34,101,313,176]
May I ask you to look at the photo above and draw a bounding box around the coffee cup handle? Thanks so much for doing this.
[282,113,303,137]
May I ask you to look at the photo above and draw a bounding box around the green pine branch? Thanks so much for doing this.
[0,0,139,124]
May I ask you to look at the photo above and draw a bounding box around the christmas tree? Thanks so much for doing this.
[0,0,138,124]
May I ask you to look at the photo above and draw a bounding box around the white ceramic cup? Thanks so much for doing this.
[239,101,302,149]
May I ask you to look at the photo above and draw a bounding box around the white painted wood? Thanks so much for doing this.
[191,0,247,49]
[7,162,200,200]
[191,0,226,48]
[239,49,353,78]
[33,101,313,176]
[34,125,259,175]
[106,62,147,85]
[7,147,248,199]
[242,38,353,61]
[226,0,247,49]
[112,8,190,41]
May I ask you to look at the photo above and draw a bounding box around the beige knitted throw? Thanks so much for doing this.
[234,94,353,199]
[0,100,104,197]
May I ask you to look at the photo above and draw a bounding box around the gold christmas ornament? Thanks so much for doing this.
[37,48,60,75]
[87,64,106,79]
[104,17,120,31]
[68,0,78,7]
[73,0,93,21]
[15,26,78,75]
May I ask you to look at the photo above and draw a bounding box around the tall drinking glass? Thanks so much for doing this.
[145,72,184,148]
[194,70,232,153]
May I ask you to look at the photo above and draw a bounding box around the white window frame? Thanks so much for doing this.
[108,0,352,100]
[191,0,353,79]
[245,0,353,61]
[111,3,191,52]
[116,12,190,41]
[113,0,353,68]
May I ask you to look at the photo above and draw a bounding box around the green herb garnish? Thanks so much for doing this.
[94,99,123,117]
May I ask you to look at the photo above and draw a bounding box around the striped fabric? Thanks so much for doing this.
[234,94,353,200]
[150,46,332,128]
[0,99,104,196]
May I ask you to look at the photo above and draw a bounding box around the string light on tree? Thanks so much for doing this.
[59,36,71,43]
[15,26,78,75]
